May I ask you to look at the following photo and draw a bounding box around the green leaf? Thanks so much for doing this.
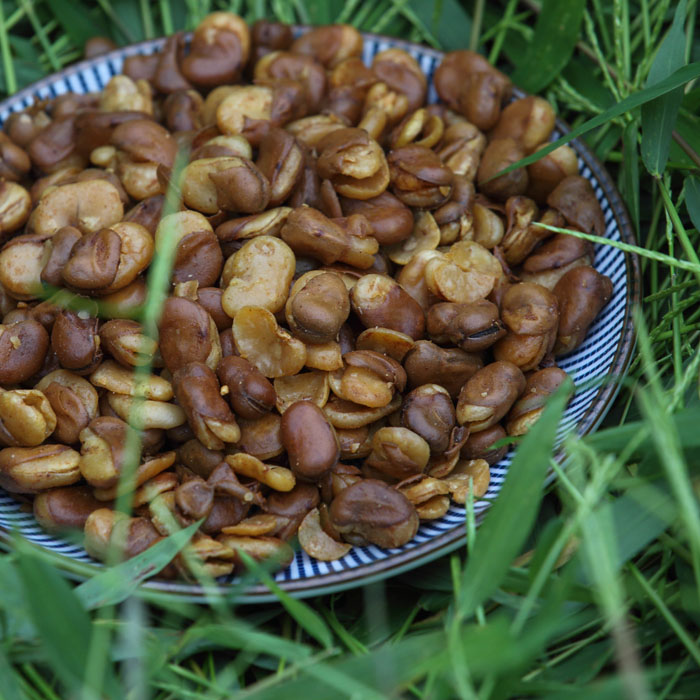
[74,520,201,610]
[641,0,688,175]
[622,121,641,234]
[14,539,120,697]
[685,175,700,234]
[458,381,571,618]
[237,551,334,649]
[0,648,23,700]
[408,0,472,51]
[43,0,109,48]
[174,621,311,662]
[489,61,700,181]
[510,0,586,93]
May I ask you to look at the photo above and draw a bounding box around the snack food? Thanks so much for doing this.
[0,15,613,579]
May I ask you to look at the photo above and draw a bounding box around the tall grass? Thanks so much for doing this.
[1,0,700,698]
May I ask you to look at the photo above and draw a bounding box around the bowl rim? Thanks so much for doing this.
[0,31,641,603]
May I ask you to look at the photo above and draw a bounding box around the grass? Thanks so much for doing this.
[1,0,700,697]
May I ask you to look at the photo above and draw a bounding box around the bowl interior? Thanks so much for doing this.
[0,34,638,601]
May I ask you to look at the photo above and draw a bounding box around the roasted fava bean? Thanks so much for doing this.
[29,179,124,237]
[285,271,350,344]
[255,127,304,206]
[400,384,455,454]
[526,144,579,203]
[84,508,161,562]
[461,424,508,465]
[316,128,389,200]
[0,388,56,446]
[173,362,240,450]
[232,305,306,378]
[33,484,106,530]
[62,228,121,291]
[281,400,340,481]
[340,191,413,246]
[329,479,418,548]
[221,235,295,317]
[520,233,593,290]
[506,367,570,436]
[77,416,131,489]
[365,426,430,480]
[388,145,453,209]
[434,50,511,129]
[456,361,526,431]
[553,266,613,355]
[477,138,528,202]
[547,175,605,237]
[281,207,379,270]
[427,300,506,352]
[90,360,172,401]
[491,97,556,152]
[274,370,329,413]
[350,274,425,340]
[0,319,50,384]
[0,444,81,493]
[99,319,157,367]
[500,283,559,336]
[251,19,293,63]
[404,340,483,400]
[0,233,48,300]
[35,370,98,444]
[158,296,221,374]
[0,181,32,237]
[217,355,276,420]
[51,309,102,374]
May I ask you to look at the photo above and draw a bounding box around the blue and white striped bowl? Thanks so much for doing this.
[0,33,639,601]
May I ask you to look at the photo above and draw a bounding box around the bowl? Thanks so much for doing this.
[0,31,640,602]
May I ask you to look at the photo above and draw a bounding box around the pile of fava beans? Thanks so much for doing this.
[0,14,614,578]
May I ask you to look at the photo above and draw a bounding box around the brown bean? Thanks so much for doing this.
[461,424,508,465]
[281,400,340,481]
[427,300,506,352]
[456,361,526,431]
[404,340,483,400]
[547,175,605,237]
[172,362,240,450]
[401,384,456,454]
[350,274,425,340]
[34,484,106,530]
[388,144,453,209]
[477,138,528,202]
[51,310,102,374]
[0,443,81,493]
[506,367,570,436]
[158,297,221,374]
[217,355,276,420]
[285,271,350,344]
[62,228,121,291]
[0,319,49,384]
[329,479,418,548]
[553,266,613,355]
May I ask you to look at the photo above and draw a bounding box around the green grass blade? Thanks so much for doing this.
[0,648,23,700]
[74,520,202,610]
[13,539,121,698]
[457,381,571,619]
[684,175,700,233]
[622,120,640,234]
[510,0,586,93]
[236,551,334,649]
[641,0,687,175]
